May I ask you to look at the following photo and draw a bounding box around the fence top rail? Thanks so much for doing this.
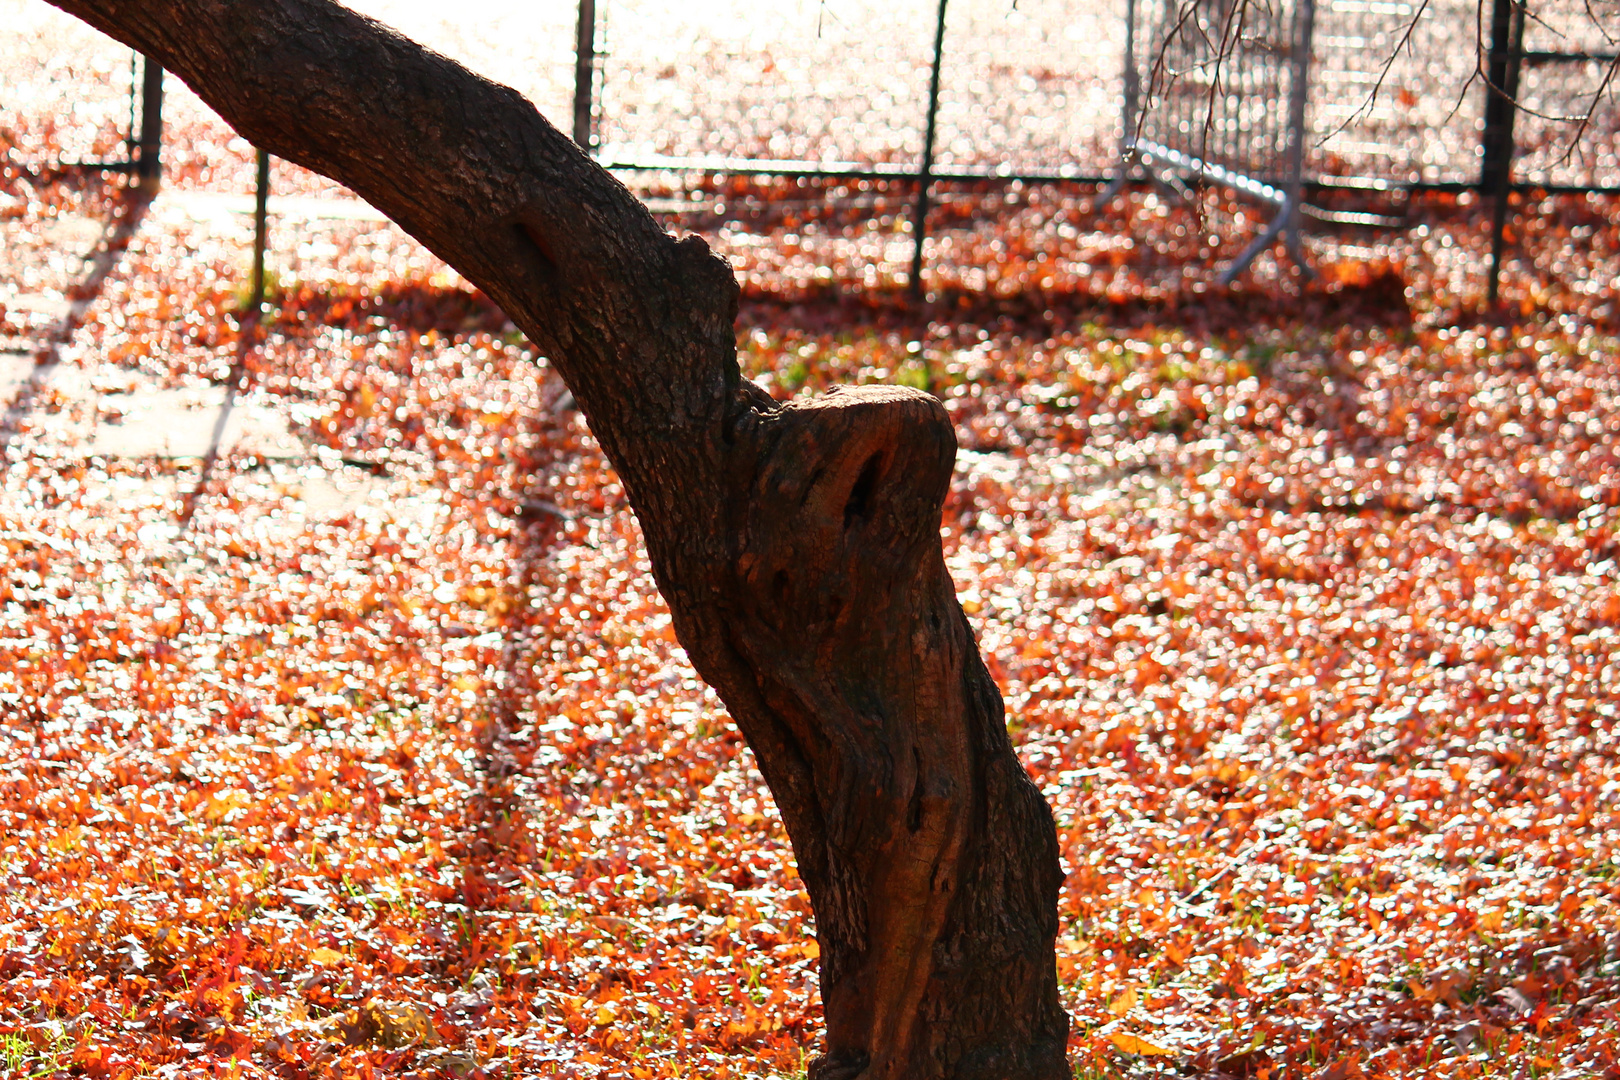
[595,151,1108,184]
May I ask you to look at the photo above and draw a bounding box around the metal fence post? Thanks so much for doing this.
[909,0,949,298]
[1216,0,1317,283]
[1098,0,1141,205]
[126,52,139,163]
[574,0,597,151]
[136,55,163,191]
[1119,0,1140,158]
[1483,0,1525,306]
[1481,0,1521,193]
[1282,0,1316,274]
[251,150,271,317]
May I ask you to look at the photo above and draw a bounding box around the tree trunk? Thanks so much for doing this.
[49,3,1071,1074]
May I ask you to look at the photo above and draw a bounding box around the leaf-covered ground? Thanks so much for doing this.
[4,14,1620,1080]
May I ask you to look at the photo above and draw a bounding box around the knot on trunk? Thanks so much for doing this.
[731,384,954,641]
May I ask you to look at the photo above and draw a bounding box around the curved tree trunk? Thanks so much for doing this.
[48,3,1071,1074]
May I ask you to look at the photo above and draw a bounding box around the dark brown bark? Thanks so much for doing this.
[49,3,1070,1075]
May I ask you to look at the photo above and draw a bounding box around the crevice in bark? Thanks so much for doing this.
[512,221,561,281]
[843,452,884,527]
[906,748,926,833]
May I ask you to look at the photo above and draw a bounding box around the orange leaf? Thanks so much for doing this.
[1108,987,1139,1015]
[1109,1032,1175,1056]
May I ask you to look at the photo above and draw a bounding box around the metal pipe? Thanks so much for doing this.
[1481,0,1518,193]
[1217,0,1316,284]
[1522,50,1619,62]
[573,0,597,151]
[251,149,271,317]
[136,56,163,191]
[127,52,138,157]
[1098,0,1143,206]
[1486,0,1526,307]
[1281,0,1315,276]
[909,0,949,299]
[595,152,1105,183]
[1120,0,1140,156]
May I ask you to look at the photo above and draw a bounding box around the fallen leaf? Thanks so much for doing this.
[1110,1032,1176,1056]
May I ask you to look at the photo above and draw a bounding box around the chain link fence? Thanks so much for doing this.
[573,0,1616,191]
[586,0,1118,179]
[7,0,1615,189]
[1309,0,1487,186]
[1120,0,1618,184]
[4,0,1617,294]
[1514,0,1620,189]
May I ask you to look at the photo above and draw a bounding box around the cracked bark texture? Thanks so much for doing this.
[49,2,1071,1075]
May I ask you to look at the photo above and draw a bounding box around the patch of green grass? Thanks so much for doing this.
[894,362,932,391]
[0,1027,77,1078]
[231,265,284,315]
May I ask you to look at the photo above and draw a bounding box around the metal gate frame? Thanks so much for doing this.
[556,0,1619,291]
[1106,0,1620,286]
[1104,0,1318,283]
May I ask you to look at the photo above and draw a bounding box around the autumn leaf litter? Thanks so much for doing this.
[3,9,1620,1080]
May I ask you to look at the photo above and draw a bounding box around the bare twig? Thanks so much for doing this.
[1563,51,1620,153]
[1472,1,1590,125]
[1584,0,1617,45]
[1313,0,1432,149]
[1145,0,1613,177]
